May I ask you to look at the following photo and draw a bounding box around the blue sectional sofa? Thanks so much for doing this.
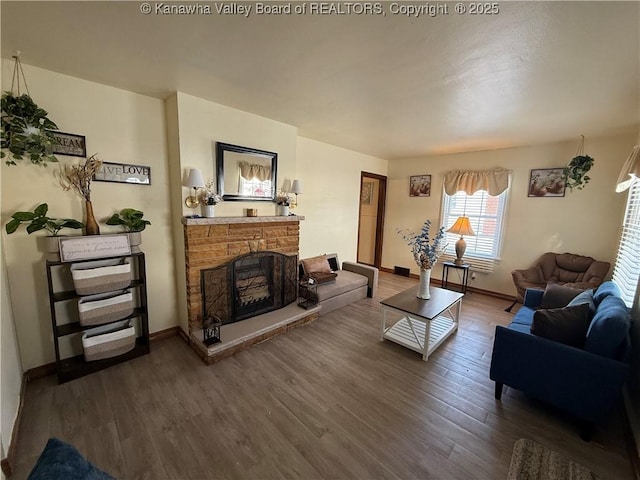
[490,281,631,438]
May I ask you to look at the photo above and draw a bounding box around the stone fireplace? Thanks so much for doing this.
[182,216,319,364]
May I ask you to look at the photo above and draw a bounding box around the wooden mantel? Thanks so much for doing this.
[182,215,305,226]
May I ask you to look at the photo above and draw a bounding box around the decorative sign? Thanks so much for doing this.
[94,162,151,185]
[59,235,131,262]
[49,131,87,158]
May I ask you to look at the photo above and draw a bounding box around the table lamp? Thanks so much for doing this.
[185,168,205,208]
[446,216,476,265]
[291,179,302,208]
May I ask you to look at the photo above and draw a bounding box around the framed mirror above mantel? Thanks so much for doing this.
[216,142,277,201]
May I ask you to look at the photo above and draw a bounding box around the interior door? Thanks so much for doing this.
[357,172,386,267]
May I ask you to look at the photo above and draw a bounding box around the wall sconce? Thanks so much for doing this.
[291,179,302,207]
[185,168,205,208]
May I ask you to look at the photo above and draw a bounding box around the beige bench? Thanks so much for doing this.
[299,253,378,316]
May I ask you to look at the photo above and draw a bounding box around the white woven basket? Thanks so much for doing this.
[71,259,131,295]
[82,320,135,362]
[78,290,134,327]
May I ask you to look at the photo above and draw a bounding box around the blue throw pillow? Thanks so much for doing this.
[584,295,630,359]
[28,438,115,480]
[593,281,622,306]
[567,289,596,316]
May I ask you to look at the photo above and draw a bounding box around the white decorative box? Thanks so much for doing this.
[82,320,136,362]
[71,259,131,295]
[78,290,134,327]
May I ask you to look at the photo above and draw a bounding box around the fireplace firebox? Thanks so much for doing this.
[201,251,298,327]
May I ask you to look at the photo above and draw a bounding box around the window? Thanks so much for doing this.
[239,176,272,198]
[612,179,640,307]
[441,189,508,271]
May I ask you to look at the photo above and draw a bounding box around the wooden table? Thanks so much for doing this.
[380,285,463,361]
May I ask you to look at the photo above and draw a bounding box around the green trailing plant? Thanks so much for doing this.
[105,208,151,232]
[5,203,84,236]
[1,92,59,166]
[563,155,594,191]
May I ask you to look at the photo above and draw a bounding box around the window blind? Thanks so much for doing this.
[612,179,640,307]
[441,189,507,270]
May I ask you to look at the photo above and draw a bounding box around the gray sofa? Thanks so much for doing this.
[299,253,378,315]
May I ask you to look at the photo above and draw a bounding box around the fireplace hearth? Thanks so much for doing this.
[183,216,318,364]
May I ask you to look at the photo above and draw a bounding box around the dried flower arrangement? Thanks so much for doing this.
[56,154,103,234]
[397,219,446,270]
[202,180,223,205]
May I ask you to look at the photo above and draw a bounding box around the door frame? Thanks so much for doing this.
[357,171,387,268]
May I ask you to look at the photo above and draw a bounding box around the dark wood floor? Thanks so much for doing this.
[11,273,634,479]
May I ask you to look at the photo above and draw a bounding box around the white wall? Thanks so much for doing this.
[296,137,388,261]
[174,92,298,219]
[168,92,298,331]
[383,132,637,295]
[1,61,177,370]
[1,250,22,469]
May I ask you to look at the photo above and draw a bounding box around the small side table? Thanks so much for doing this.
[442,261,470,294]
[298,278,319,309]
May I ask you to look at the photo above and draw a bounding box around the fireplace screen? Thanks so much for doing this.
[201,251,297,326]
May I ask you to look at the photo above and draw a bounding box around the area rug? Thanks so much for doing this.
[507,438,601,480]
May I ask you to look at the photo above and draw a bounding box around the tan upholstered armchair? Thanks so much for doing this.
[506,252,610,312]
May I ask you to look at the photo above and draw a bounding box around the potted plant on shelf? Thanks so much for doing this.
[275,190,291,216]
[396,219,446,300]
[1,91,60,166]
[201,180,222,218]
[105,208,151,246]
[5,203,84,251]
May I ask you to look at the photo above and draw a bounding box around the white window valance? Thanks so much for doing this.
[444,168,511,196]
[239,161,271,182]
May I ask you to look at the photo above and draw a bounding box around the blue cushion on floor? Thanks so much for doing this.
[28,438,114,480]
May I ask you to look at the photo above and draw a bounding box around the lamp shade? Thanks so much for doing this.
[446,216,476,237]
[291,179,303,194]
[186,168,205,188]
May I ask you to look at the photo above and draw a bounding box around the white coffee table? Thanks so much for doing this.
[380,285,463,361]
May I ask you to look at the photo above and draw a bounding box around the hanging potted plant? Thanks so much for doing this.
[563,135,595,191]
[56,154,103,235]
[1,55,60,166]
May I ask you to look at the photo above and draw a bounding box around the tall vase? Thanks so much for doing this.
[417,268,431,300]
[85,200,100,235]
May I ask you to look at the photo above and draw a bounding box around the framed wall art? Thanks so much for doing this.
[528,168,566,197]
[49,131,87,158]
[94,162,151,185]
[410,175,431,197]
[361,181,373,204]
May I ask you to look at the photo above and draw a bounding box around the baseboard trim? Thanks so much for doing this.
[379,267,515,302]
[149,326,181,342]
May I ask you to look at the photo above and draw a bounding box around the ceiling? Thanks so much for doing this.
[2,1,639,160]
